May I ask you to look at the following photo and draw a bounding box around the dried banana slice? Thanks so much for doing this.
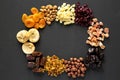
[22,42,35,54]
[16,30,29,43]
[28,28,40,43]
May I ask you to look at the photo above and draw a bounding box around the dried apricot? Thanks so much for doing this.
[31,7,39,14]
[39,12,44,19]
[39,19,46,29]
[28,15,33,18]
[32,13,40,22]
[24,18,35,28]
[34,23,40,29]
[22,13,28,22]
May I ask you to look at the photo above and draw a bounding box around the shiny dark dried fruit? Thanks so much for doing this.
[75,2,94,27]
[27,62,35,69]
[32,51,43,57]
[40,57,46,67]
[35,57,40,68]
[26,54,35,61]
[32,68,44,72]
[85,47,104,69]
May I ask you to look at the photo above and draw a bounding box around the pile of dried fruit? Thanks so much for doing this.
[26,51,46,72]
[63,57,86,78]
[85,47,104,69]
[16,28,40,54]
[16,1,110,79]
[22,7,46,29]
[75,2,93,26]
[44,55,65,77]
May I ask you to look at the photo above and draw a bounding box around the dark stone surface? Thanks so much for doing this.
[0,0,120,80]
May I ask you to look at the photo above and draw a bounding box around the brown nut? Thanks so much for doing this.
[79,57,83,61]
[46,21,51,25]
[72,75,77,78]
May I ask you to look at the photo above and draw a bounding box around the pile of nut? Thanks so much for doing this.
[44,55,65,77]
[86,18,109,49]
[40,4,58,25]
[55,3,75,25]
[63,57,86,78]
[85,47,104,69]
[26,51,46,72]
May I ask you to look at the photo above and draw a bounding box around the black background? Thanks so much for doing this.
[0,0,120,80]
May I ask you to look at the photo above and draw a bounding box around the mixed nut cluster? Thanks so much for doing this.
[86,18,109,49]
[63,57,86,78]
[16,2,110,79]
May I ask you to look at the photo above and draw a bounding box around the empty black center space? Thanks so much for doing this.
[36,22,88,59]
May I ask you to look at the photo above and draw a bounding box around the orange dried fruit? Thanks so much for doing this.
[22,13,28,22]
[31,7,39,14]
[39,12,44,19]
[24,18,35,28]
[28,15,33,18]
[34,23,40,29]
[39,19,46,29]
[33,13,40,22]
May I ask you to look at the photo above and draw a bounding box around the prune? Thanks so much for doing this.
[40,57,46,67]
[32,51,43,57]
[85,47,104,69]
[26,54,35,61]
[27,62,35,69]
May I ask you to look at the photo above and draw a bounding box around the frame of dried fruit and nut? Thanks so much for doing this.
[16,2,110,79]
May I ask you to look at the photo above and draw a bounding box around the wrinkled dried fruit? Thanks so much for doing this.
[39,19,46,29]
[24,18,35,28]
[75,2,93,26]
[45,55,65,77]
[31,7,39,14]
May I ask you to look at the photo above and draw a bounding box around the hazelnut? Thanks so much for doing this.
[70,58,73,61]
[77,70,81,73]
[72,75,76,78]
[81,74,85,77]
[81,67,85,72]
[77,74,81,77]
[67,73,71,77]
[73,58,77,61]
[77,59,80,63]
[79,57,83,61]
